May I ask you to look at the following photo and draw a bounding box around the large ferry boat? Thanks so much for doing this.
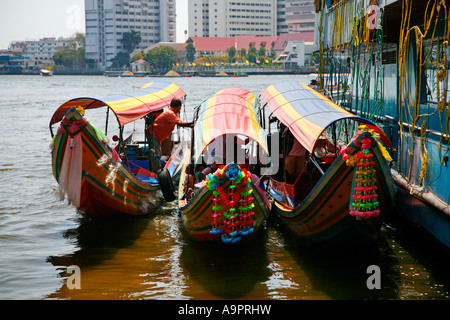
[314,0,450,248]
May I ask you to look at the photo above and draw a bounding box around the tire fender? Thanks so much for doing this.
[158,168,176,202]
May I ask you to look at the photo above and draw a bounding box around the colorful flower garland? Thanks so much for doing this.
[205,163,255,243]
[340,127,380,219]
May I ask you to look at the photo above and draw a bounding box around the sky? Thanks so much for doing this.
[0,0,188,50]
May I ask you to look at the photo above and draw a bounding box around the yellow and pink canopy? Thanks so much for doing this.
[49,81,186,128]
[261,80,388,153]
[193,87,269,162]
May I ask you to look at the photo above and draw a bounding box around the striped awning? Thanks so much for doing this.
[261,80,380,153]
[49,81,186,127]
[194,87,268,162]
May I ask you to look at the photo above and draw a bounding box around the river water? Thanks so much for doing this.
[0,74,449,301]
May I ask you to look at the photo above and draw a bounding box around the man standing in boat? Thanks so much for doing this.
[146,98,194,172]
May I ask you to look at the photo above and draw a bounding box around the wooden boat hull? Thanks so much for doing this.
[51,110,162,217]
[271,145,396,245]
[178,164,270,243]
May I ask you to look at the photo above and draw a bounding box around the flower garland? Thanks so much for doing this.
[205,163,255,243]
[350,137,380,218]
[340,128,380,219]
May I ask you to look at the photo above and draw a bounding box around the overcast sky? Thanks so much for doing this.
[0,0,188,50]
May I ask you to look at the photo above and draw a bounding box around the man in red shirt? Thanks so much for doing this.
[146,98,193,171]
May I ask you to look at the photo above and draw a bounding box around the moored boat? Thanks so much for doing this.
[261,80,396,245]
[40,69,53,76]
[315,0,450,249]
[177,88,271,243]
[49,81,186,217]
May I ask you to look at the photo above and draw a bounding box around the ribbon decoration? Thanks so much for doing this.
[205,163,255,243]
[341,126,380,219]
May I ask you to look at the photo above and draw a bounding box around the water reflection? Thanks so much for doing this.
[180,229,270,299]
[44,207,449,300]
[273,225,400,300]
[46,211,159,299]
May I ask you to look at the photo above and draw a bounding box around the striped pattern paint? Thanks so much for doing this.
[52,110,162,217]
[261,80,374,153]
[179,179,270,242]
[50,81,186,127]
[193,88,268,163]
[272,146,396,244]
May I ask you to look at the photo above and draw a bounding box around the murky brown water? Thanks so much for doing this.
[0,75,449,301]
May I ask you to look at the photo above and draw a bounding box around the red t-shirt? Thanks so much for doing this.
[146,108,181,142]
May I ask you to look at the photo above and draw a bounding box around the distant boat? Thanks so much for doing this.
[40,69,53,76]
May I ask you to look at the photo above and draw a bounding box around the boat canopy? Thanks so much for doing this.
[193,87,269,163]
[49,81,186,128]
[261,80,386,153]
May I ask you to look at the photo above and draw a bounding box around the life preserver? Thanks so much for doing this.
[158,168,176,202]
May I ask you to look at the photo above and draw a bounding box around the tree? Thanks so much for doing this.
[53,33,86,68]
[131,52,144,62]
[248,45,257,63]
[121,30,142,54]
[258,44,266,57]
[239,48,246,62]
[227,46,236,63]
[186,43,196,63]
[144,46,177,72]
[110,52,130,68]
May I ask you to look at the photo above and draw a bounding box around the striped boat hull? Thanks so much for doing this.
[272,146,396,245]
[178,171,270,243]
[51,110,162,217]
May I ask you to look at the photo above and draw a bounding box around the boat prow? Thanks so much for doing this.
[261,80,396,245]
[51,108,163,217]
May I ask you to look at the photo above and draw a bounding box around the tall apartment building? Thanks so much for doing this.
[187,0,315,38]
[188,0,278,37]
[85,0,176,70]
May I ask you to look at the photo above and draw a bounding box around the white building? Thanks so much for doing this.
[188,0,278,38]
[187,0,315,38]
[274,40,306,68]
[8,37,71,67]
[85,0,176,70]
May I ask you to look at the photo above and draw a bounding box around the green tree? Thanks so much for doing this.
[121,30,142,54]
[258,43,266,57]
[227,46,236,63]
[186,43,196,63]
[239,48,246,62]
[248,45,257,63]
[52,33,86,68]
[110,52,130,68]
[144,46,177,72]
[131,52,144,62]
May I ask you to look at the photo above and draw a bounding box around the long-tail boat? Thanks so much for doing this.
[49,81,186,217]
[177,88,271,243]
[314,0,450,249]
[260,80,396,244]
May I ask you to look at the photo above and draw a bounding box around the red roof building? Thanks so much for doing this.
[186,35,281,57]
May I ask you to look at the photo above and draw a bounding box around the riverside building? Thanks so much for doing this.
[85,0,176,70]
[187,0,315,38]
